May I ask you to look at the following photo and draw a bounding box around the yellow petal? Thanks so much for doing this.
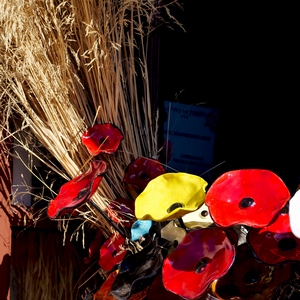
[135,172,208,221]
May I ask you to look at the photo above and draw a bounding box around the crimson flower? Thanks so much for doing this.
[99,233,127,271]
[162,227,235,300]
[248,210,300,265]
[123,157,166,192]
[82,123,123,156]
[47,160,107,219]
[106,197,136,227]
[205,169,290,228]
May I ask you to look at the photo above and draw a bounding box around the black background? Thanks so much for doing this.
[158,1,299,192]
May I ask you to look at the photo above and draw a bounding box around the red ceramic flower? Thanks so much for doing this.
[107,197,136,227]
[162,227,236,300]
[147,272,184,300]
[93,270,118,300]
[84,229,103,264]
[98,233,127,271]
[123,157,166,192]
[47,160,107,219]
[213,243,293,300]
[248,211,300,265]
[82,123,123,156]
[205,169,291,228]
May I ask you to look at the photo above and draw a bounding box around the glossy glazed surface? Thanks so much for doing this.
[248,212,300,264]
[99,233,127,271]
[162,227,235,300]
[123,157,166,192]
[205,169,291,227]
[135,172,208,221]
[82,123,123,156]
[131,219,152,241]
[47,160,106,219]
[289,189,300,238]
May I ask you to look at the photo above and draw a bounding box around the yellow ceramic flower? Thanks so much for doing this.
[135,172,208,221]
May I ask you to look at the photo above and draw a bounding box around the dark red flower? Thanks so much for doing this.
[205,169,291,228]
[162,227,235,300]
[84,229,103,264]
[123,157,166,192]
[248,211,300,265]
[106,197,136,227]
[47,160,107,219]
[213,243,293,300]
[98,233,127,271]
[82,123,123,156]
[147,272,183,300]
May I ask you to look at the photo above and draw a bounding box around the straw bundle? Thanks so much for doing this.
[0,0,181,236]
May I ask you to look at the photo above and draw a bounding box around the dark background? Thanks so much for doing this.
[158,1,299,192]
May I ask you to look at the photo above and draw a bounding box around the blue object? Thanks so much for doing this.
[131,220,152,241]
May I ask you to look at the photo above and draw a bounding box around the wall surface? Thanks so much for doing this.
[0,141,13,300]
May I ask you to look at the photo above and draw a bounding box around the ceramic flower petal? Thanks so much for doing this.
[131,220,153,241]
[93,270,119,300]
[205,169,291,227]
[110,239,169,299]
[99,233,127,271]
[135,172,208,221]
[147,272,184,300]
[182,203,214,229]
[47,160,107,219]
[123,157,166,192]
[213,243,293,300]
[82,123,124,156]
[162,227,236,300]
[248,211,300,265]
[84,229,103,264]
[161,221,186,246]
[288,189,300,238]
[107,197,136,228]
[93,270,149,300]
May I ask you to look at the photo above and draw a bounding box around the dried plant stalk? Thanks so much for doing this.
[0,0,181,235]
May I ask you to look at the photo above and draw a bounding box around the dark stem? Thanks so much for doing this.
[178,217,186,230]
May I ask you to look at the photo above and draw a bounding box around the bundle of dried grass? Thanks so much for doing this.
[0,0,182,236]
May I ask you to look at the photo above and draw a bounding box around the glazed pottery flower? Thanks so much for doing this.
[147,272,184,300]
[93,270,150,300]
[212,243,292,299]
[160,220,186,246]
[205,169,291,227]
[47,160,107,219]
[182,203,214,229]
[288,189,300,238]
[248,211,300,265]
[135,172,208,221]
[110,239,169,299]
[131,219,153,241]
[82,123,123,156]
[162,227,236,300]
[99,233,127,271]
[107,197,136,227]
[84,229,103,264]
[123,157,166,192]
